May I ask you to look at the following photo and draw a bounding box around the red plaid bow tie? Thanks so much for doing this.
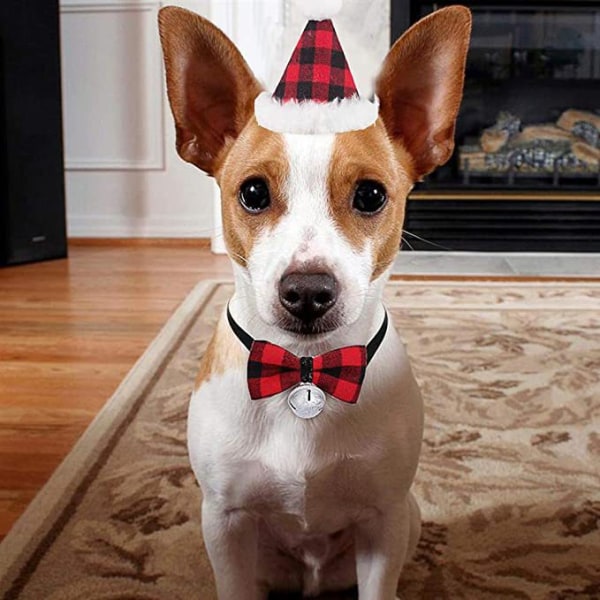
[248,342,366,403]
[227,306,388,405]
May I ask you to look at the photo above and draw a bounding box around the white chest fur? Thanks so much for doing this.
[187,322,423,543]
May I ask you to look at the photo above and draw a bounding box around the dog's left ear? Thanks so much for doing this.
[376,6,472,180]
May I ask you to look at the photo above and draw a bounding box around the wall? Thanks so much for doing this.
[61,0,207,238]
[60,0,284,244]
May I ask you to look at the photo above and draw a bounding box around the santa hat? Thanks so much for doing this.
[254,0,378,134]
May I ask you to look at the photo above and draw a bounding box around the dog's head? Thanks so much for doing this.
[159,6,471,336]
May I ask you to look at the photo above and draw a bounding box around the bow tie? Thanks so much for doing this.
[227,306,388,404]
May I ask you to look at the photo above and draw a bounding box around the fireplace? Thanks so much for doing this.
[392,1,600,251]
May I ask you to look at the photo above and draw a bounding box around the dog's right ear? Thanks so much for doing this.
[158,7,262,175]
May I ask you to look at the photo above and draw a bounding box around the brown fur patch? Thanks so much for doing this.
[329,119,414,280]
[195,312,246,390]
[214,119,289,267]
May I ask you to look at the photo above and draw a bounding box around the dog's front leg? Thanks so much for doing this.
[202,500,263,600]
[354,500,413,600]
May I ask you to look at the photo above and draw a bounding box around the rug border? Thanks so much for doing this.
[386,279,600,311]
[0,279,222,584]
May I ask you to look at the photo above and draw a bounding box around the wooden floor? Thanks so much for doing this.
[0,244,231,541]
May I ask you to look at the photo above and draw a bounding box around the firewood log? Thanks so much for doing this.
[459,150,488,172]
[513,125,575,145]
[572,141,600,166]
[557,109,600,133]
[481,129,509,153]
[479,112,521,152]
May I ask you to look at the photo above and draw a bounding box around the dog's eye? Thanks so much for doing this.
[352,180,387,214]
[239,178,270,213]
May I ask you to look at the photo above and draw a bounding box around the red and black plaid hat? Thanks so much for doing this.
[274,20,357,104]
[254,0,378,134]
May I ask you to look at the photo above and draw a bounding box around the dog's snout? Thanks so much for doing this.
[279,272,338,323]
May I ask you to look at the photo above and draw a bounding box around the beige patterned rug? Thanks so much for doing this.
[1,280,599,600]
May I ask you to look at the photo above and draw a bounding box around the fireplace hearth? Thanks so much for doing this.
[392,1,600,252]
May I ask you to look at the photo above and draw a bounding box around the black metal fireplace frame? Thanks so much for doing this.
[391,0,600,252]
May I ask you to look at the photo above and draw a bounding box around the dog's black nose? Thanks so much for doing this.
[279,272,338,323]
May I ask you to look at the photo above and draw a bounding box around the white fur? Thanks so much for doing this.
[254,92,379,135]
[188,133,424,599]
[301,0,342,21]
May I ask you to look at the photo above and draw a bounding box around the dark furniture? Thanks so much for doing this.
[392,1,600,251]
[0,0,67,266]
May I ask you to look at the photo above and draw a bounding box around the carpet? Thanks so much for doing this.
[1,280,599,600]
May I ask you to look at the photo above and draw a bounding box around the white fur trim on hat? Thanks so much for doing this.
[302,0,342,21]
[254,92,379,134]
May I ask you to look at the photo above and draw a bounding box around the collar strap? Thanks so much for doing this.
[226,305,388,365]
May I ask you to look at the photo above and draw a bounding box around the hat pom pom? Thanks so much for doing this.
[301,0,342,21]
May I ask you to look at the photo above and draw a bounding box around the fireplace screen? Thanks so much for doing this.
[415,2,600,192]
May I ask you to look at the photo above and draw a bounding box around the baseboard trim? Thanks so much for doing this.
[389,274,600,283]
[68,237,211,248]
[66,215,214,239]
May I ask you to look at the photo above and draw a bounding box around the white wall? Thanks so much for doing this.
[61,0,210,238]
[61,0,284,242]
[60,0,388,243]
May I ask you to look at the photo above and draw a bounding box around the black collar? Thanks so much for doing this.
[227,305,388,364]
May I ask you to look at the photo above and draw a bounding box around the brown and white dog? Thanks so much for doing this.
[159,6,471,599]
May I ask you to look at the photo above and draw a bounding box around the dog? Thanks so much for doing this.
[159,5,471,599]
